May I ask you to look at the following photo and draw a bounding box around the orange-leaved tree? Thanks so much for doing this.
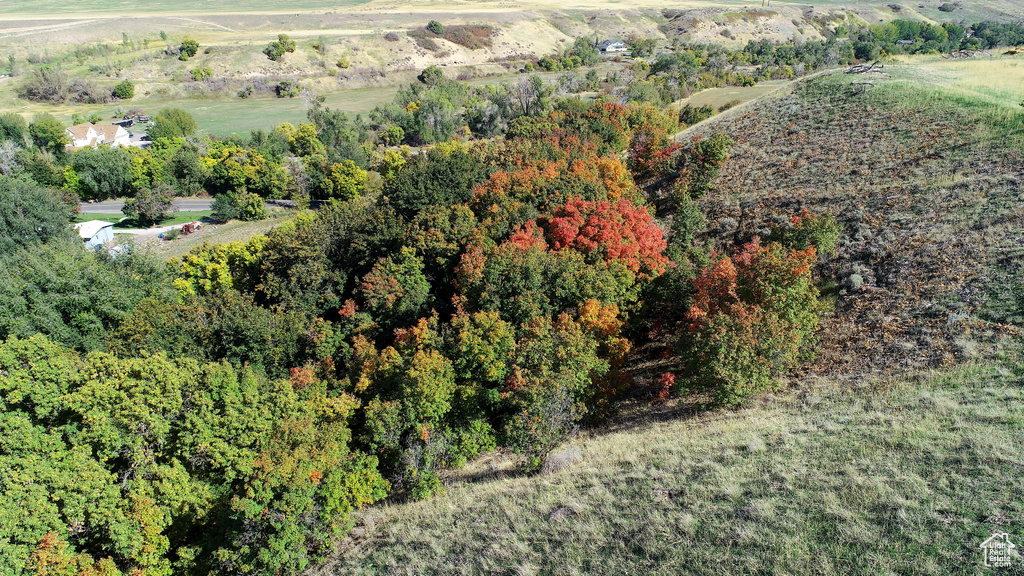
[681,238,820,406]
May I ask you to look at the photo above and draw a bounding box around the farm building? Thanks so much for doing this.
[598,39,628,53]
[66,123,131,149]
[75,220,114,250]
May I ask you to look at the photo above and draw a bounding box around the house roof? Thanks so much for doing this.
[93,124,127,141]
[66,123,95,141]
[598,39,627,47]
[74,220,114,239]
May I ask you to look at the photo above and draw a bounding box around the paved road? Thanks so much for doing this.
[81,198,214,214]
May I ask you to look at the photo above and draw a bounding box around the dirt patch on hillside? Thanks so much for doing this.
[679,74,1024,383]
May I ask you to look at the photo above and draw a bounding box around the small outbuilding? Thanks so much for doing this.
[75,220,114,250]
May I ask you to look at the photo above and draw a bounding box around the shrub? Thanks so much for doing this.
[938,2,956,11]
[112,79,134,99]
[190,66,213,81]
[678,104,714,126]
[276,79,301,98]
[336,57,351,69]
[718,99,742,112]
[17,66,71,103]
[179,37,199,60]
[426,20,444,35]
[264,33,297,61]
[766,209,841,258]
[384,31,400,42]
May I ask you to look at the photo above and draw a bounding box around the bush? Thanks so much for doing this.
[384,31,400,42]
[112,79,134,99]
[17,66,71,103]
[179,37,199,60]
[336,57,351,69]
[276,79,301,98]
[766,209,841,258]
[426,20,444,35]
[190,66,213,81]
[718,99,742,112]
[264,33,297,61]
[678,104,715,126]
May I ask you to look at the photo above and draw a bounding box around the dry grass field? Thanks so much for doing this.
[326,360,1023,576]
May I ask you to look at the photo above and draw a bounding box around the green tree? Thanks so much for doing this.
[211,191,268,222]
[178,37,199,60]
[71,146,133,201]
[308,157,367,200]
[426,20,444,35]
[0,112,27,144]
[264,33,297,61]
[148,107,198,139]
[169,143,209,196]
[122,185,176,226]
[628,36,658,57]
[0,175,74,253]
[418,65,445,86]
[568,37,601,66]
[112,79,135,99]
[28,113,70,157]
[359,247,432,328]
[0,241,169,352]
[0,334,387,575]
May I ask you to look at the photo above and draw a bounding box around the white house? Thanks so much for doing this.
[598,39,629,53]
[66,123,131,149]
[75,220,114,250]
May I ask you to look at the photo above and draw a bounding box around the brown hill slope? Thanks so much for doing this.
[674,56,1024,384]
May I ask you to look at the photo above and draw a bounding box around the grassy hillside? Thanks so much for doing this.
[327,359,1023,575]
[323,56,1024,575]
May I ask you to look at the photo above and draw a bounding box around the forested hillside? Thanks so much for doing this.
[1,23,1022,574]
